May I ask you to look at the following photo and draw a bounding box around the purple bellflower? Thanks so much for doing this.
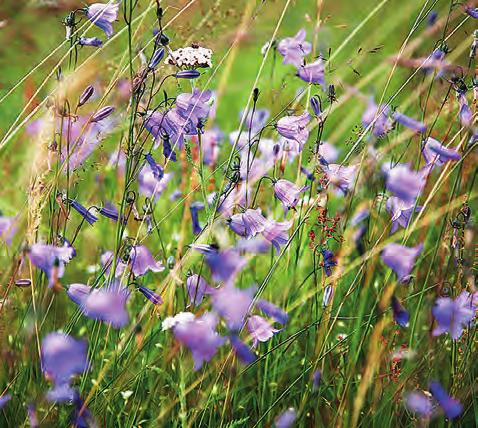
[212,285,255,331]
[386,197,422,234]
[391,296,409,327]
[186,274,213,306]
[256,299,288,324]
[81,281,130,328]
[262,218,292,253]
[297,58,325,86]
[317,141,339,164]
[85,2,119,38]
[275,408,297,428]
[138,164,173,200]
[432,291,476,340]
[362,98,392,137]
[130,245,164,276]
[273,179,308,210]
[465,6,478,19]
[277,28,312,67]
[404,391,434,418]
[392,112,427,133]
[382,163,427,204]
[176,88,212,128]
[145,152,164,180]
[321,249,337,277]
[138,286,163,305]
[67,283,92,306]
[323,163,357,195]
[173,312,226,370]
[458,94,473,127]
[276,112,310,151]
[429,382,463,419]
[381,242,423,283]
[79,37,103,47]
[248,315,279,347]
[190,201,205,235]
[229,335,256,364]
[422,138,461,168]
[69,199,98,225]
[228,208,267,239]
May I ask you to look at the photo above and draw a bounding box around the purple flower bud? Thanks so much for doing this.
[392,112,427,133]
[175,69,201,79]
[97,204,122,222]
[145,153,164,180]
[321,249,337,277]
[391,296,409,327]
[138,286,163,305]
[79,37,103,47]
[322,285,333,307]
[78,85,95,107]
[273,179,308,210]
[90,106,115,123]
[190,201,205,235]
[427,10,438,26]
[465,6,478,19]
[149,47,165,69]
[310,95,321,116]
[69,199,98,225]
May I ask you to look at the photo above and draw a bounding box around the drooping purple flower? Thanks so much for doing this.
[422,137,461,167]
[317,141,339,164]
[0,216,17,245]
[381,243,423,283]
[248,315,279,347]
[386,197,422,234]
[138,286,163,305]
[256,299,288,324]
[276,112,310,150]
[229,335,256,364]
[176,88,212,128]
[275,408,297,428]
[323,163,357,194]
[85,2,119,38]
[78,37,103,47]
[90,106,115,123]
[427,10,438,26]
[190,202,205,235]
[67,283,92,306]
[100,250,127,278]
[72,391,95,428]
[391,296,409,327]
[429,382,463,419]
[404,391,434,417]
[228,208,267,239]
[211,285,255,331]
[277,28,312,67]
[297,58,325,86]
[392,112,427,133]
[382,163,427,204]
[262,219,292,253]
[144,153,164,180]
[362,98,392,137]
[130,245,164,276]
[321,249,337,277]
[190,244,248,284]
[186,274,213,306]
[162,137,177,161]
[172,312,226,370]
[432,291,476,340]
[78,85,95,107]
[69,199,98,225]
[300,166,315,181]
[310,96,321,116]
[97,202,122,223]
[138,164,173,201]
[458,94,473,127]
[41,333,88,398]
[0,394,11,410]
[175,70,201,79]
[28,242,75,288]
[81,281,130,328]
[273,179,308,210]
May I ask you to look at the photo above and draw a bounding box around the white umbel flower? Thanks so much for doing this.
[166,45,213,68]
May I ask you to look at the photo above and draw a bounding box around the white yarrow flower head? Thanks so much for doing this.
[166,45,213,68]
[162,312,195,331]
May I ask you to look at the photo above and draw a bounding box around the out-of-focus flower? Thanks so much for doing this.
[262,218,292,253]
[422,137,461,168]
[277,28,312,67]
[130,245,164,276]
[0,216,17,245]
[276,112,310,150]
[79,36,103,47]
[273,179,308,210]
[172,312,226,370]
[138,286,163,305]
[317,141,339,164]
[212,285,255,331]
[458,94,473,127]
[297,58,325,85]
[190,244,248,284]
[67,283,92,306]
[85,2,119,38]
[432,291,476,340]
[381,243,423,283]
[242,108,270,132]
[382,163,427,204]
[138,164,173,200]
[41,332,88,402]
[427,10,438,26]
[312,370,321,390]
[176,88,212,128]
[186,274,213,306]
[236,237,272,254]
[256,299,288,324]
[0,394,11,410]
[81,281,130,328]
[391,296,409,327]
[228,208,267,239]
[162,312,195,330]
[404,391,433,417]
[386,197,421,234]
[362,98,392,137]
[392,112,426,133]
[323,164,357,194]
[229,335,256,364]
[321,249,337,277]
[247,315,279,347]
[28,242,75,288]
[100,250,127,278]
[275,408,297,428]
[429,382,463,419]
